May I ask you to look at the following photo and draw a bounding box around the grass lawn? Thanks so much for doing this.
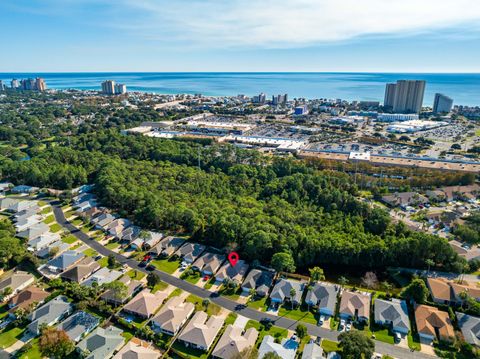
[151,281,169,293]
[121,331,134,343]
[170,341,208,359]
[321,339,340,353]
[19,339,42,359]
[225,312,238,326]
[182,272,201,285]
[167,288,183,298]
[0,327,24,349]
[127,269,145,280]
[245,320,288,345]
[105,241,120,250]
[62,234,78,244]
[0,304,10,320]
[204,276,215,290]
[71,218,83,226]
[40,206,52,215]
[97,256,109,268]
[186,294,221,316]
[278,305,318,325]
[247,296,268,311]
[49,223,62,233]
[218,286,242,301]
[372,328,394,344]
[408,333,421,351]
[83,248,98,257]
[37,200,47,206]
[151,258,180,274]
[43,215,55,224]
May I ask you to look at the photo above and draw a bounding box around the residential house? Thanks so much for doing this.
[381,192,428,208]
[14,206,40,220]
[120,225,141,244]
[427,277,480,305]
[0,198,19,211]
[27,232,61,252]
[100,276,143,306]
[425,190,447,202]
[60,257,101,283]
[149,236,185,257]
[269,278,304,306]
[11,185,39,194]
[112,337,161,359]
[92,213,115,230]
[57,311,100,342]
[415,304,455,343]
[192,252,226,276]
[212,325,258,359]
[305,282,339,317]
[14,215,43,232]
[80,206,101,220]
[456,312,480,346]
[8,286,49,315]
[46,250,85,274]
[339,291,371,323]
[8,200,38,213]
[374,299,410,335]
[215,260,249,285]
[151,296,195,336]
[122,289,167,319]
[441,184,480,202]
[0,271,35,301]
[177,311,224,351]
[241,269,274,297]
[82,267,123,287]
[142,231,163,250]
[258,335,297,359]
[175,243,206,263]
[106,218,131,239]
[27,295,73,335]
[0,183,13,193]
[36,240,70,259]
[426,210,461,229]
[17,222,49,240]
[301,342,323,359]
[76,326,124,359]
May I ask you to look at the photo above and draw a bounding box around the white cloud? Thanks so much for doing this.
[114,0,480,47]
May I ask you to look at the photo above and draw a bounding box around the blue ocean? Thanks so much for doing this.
[1,72,479,106]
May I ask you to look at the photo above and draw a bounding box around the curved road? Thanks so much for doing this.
[52,203,434,359]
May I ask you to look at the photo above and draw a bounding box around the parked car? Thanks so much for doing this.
[345,322,352,332]
[338,319,345,331]
[394,332,401,343]
[318,315,325,326]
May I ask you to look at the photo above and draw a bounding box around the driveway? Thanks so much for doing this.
[51,202,437,359]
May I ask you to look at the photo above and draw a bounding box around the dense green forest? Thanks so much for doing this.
[0,92,471,272]
[0,130,465,272]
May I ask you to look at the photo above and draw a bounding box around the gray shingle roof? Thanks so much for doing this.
[374,299,410,332]
[76,326,124,359]
[456,312,480,346]
[27,295,72,335]
[57,311,100,342]
[305,282,339,311]
[270,278,303,303]
[242,269,274,296]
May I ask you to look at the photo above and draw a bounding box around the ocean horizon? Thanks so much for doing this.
[1,72,480,106]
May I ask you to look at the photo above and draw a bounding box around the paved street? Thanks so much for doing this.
[52,202,436,359]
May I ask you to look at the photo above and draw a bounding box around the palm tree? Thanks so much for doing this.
[425,259,434,276]
[249,287,256,300]
[338,276,349,287]
[289,288,297,310]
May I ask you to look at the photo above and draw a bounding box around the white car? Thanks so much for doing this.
[318,315,325,326]
[339,319,346,331]
[345,322,352,331]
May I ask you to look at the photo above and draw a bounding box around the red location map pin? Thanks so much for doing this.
[228,252,239,267]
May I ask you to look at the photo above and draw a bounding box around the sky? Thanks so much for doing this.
[2,0,480,72]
